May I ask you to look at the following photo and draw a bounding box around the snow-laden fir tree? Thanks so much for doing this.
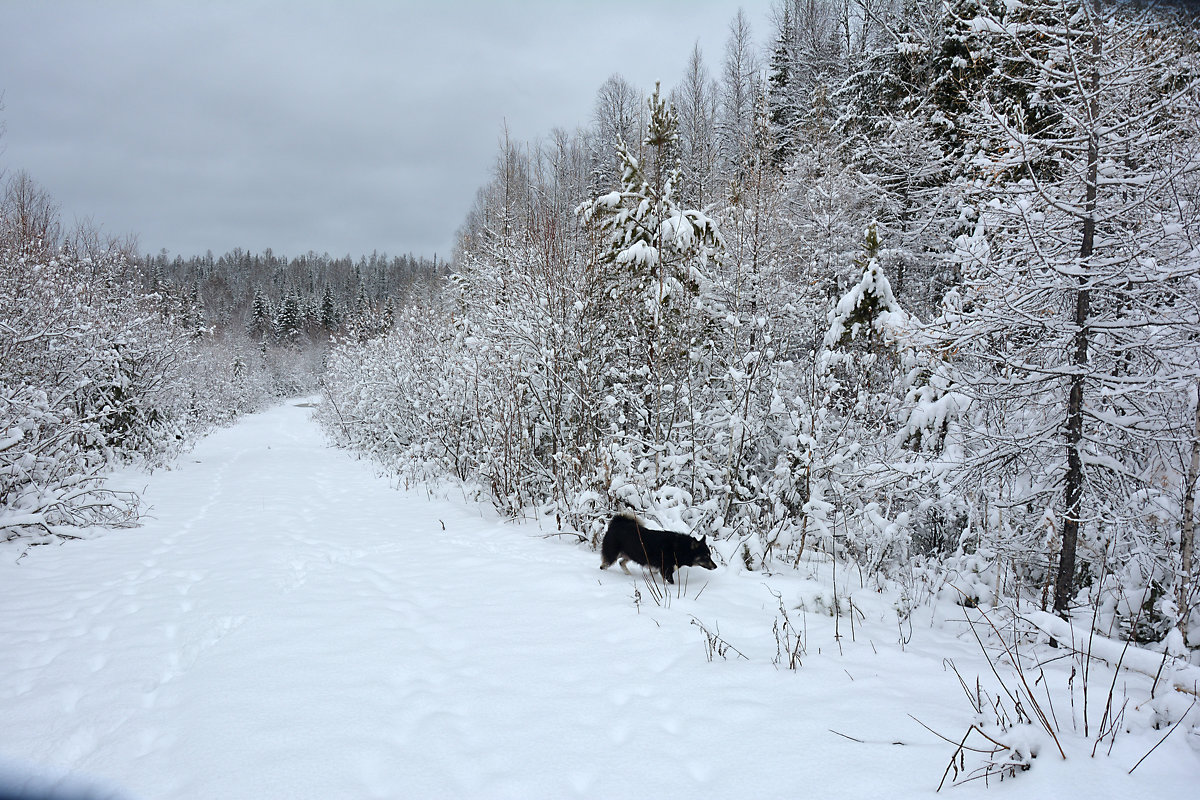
[813,222,917,578]
[577,82,727,519]
[247,290,272,341]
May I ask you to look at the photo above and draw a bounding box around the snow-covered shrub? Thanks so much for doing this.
[318,86,922,581]
[0,242,182,541]
[172,337,278,431]
[0,169,288,542]
[321,306,469,486]
[0,386,141,544]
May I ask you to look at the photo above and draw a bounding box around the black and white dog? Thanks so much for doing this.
[599,512,717,584]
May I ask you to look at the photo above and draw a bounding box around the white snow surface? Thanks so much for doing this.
[2,401,1197,799]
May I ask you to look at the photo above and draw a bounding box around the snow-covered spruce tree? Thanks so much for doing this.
[577,83,727,527]
[823,225,910,394]
[912,0,1200,636]
[247,289,272,341]
[766,0,800,169]
[273,293,303,345]
[765,3,874,312]
[810,223,917,579]
[765,0,846,170]
[319,285,340,333]
[930,0,1002,157]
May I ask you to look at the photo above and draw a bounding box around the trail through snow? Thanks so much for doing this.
[1,401,1196,799]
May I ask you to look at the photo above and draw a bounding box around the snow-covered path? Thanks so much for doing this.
[2,402,1196,799]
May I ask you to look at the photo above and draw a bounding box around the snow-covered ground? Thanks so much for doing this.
[1,401,1196,799]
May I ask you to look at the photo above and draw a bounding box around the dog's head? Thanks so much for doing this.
[686,536,718,570]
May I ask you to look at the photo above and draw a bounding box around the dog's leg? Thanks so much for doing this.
[618,557,633,576]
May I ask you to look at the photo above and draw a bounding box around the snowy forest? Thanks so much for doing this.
[319,0,1200,652]
[142,247,443,348]
[3,0,1199,656]
[0,170,441,546]
[3,0,1200,793]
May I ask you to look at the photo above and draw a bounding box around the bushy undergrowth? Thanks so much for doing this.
[319,16,1200,654]
[0,241,294,545]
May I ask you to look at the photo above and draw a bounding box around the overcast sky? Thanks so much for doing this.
[0,0,776,261]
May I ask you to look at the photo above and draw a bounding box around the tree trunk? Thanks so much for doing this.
[1053,8,1102,620]
[1054,289,1089,619]
[1179,383,1199,643]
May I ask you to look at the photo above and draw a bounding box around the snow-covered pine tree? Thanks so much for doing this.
[578,82,726,518]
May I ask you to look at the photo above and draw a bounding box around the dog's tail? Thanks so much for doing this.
[601,512,640,564]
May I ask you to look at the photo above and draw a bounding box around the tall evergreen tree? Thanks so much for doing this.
[320,285,340,332]
[274,293,302,344]
[247,290,272,341]
[578,83,725,499]
[836,0,961,314]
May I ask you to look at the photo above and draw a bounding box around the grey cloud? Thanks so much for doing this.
[1,0,774,260]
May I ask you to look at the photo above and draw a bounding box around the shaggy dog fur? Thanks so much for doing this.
[599,512,717,584]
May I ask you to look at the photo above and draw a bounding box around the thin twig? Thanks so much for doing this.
[1127,698,1197,774]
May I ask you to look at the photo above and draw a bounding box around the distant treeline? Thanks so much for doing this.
[139,248,446,342]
